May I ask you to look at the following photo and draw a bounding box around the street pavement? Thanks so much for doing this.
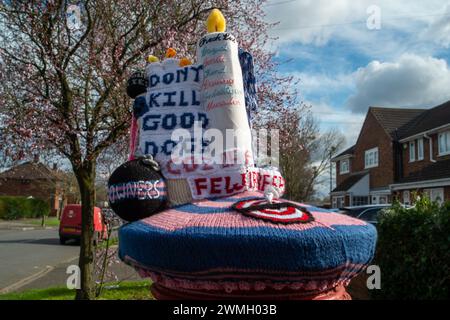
[0,226,140,293]
[0,227,79,291]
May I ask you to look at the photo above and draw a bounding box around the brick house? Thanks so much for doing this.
[331,100,450,208]
[0,158,72,216]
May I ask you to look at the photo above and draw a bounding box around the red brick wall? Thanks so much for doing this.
[402,133,450,177]
[445,186,450,202]
[335,158,352,186]
[353,111,394,189]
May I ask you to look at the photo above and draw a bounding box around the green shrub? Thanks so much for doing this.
[0,199,6,219]
[0,196,50,220]
[373,197,450,300]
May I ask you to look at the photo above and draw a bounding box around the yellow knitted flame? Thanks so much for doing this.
[206,9,226,33]
[146,55,159,63]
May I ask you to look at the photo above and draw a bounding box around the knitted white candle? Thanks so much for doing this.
[197,32,254,165]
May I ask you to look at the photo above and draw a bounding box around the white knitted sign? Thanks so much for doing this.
[138,59,208,163]
[187,166,285,200]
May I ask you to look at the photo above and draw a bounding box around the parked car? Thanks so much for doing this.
[59,204,108,245]
[338,204,391,225]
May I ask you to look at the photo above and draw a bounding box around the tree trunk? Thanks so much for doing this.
[41,214,46,227]
[74,163,96,300]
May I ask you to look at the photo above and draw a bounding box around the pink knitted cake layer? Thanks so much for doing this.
[124,255,364,293]
[139,192,366,232]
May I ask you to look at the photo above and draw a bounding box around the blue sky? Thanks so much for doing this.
[263,0,450,196]
[265,0,450,148]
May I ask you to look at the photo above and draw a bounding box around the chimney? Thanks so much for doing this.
[33,154,39,163]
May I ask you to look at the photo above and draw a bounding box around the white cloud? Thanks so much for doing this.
[420,5,450,48]
[294,72,354,94]
[309,101,364,145]
[286,72,364,145]
[265,0,450,60]
[267,0,360,46]
[266,0,449,45]
[347,54,450,113]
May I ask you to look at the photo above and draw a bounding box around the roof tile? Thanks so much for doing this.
[0,162,61,181]
[369,107,425,139]
[398,100,450,139]
[332,172,368,192]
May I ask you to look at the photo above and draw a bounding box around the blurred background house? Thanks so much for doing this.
[0,155,79,217]
[331,100,450,208]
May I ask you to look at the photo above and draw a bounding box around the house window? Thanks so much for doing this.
[352,196,369,206]
[371,195,389,204]
[333,196,345,209]
[424,188,444,205]
[364,147,379,168]
[340,159,350,174]
[438,131,450,156]
[403,191,410,206]
[417,138,424,161]
[409,141,416,162]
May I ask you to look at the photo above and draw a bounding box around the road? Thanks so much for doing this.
[0,228,79,291]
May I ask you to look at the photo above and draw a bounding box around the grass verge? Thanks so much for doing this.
[0,280,153,300]
[97,236,119,249]
[21,217,60,227]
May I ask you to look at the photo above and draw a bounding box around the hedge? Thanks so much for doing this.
[373,197,450,300]
[0,196,50,220]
